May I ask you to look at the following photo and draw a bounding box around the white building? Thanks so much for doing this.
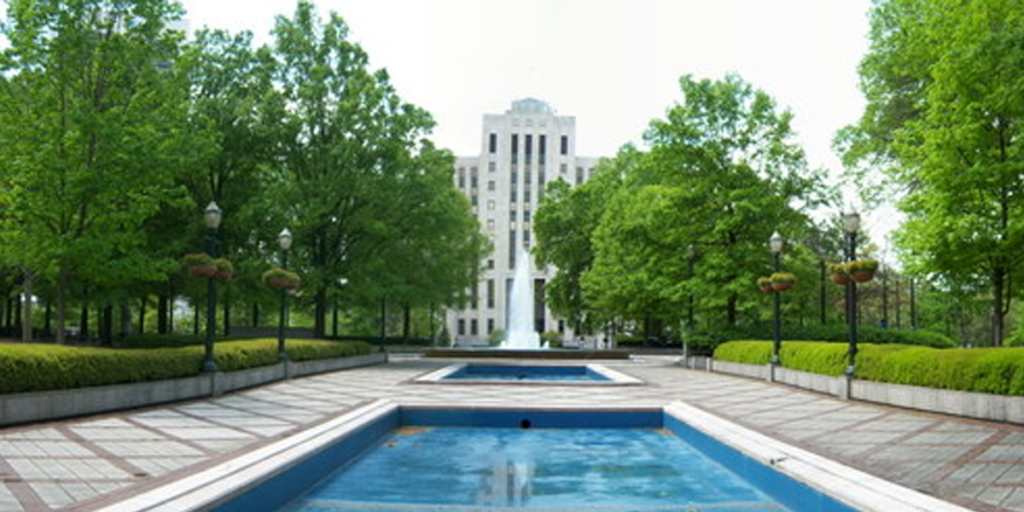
[447,99,600,346]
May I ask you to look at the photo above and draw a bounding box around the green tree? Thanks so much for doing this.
[582,75,825,330]
[0,0,189,343]
[845,0,1024,345]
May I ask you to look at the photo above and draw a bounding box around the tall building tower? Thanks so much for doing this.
[448,99,600,345]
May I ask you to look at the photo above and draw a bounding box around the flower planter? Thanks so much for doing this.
[266,276,295,290]
[771,281,794,292]
[190,265,218,278]
[760,285,775,294]
[830,273,850,285]
[851,270,875,283]
[214,269,234,283]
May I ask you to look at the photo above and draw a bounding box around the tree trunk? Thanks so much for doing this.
[80,296,90,342]
[314,288,327,338]
[332,299,339,337]
[14,294,22,334]
[993,268,1006,347]
[138,297,146,335]
[101,304,113,346]
[157,293,169,334]
[5,296,12,331]
[726,293,737,326]
[252,302,259,327]
[117,300,130,347]
[403,303,411,341]
[21,271,33,343]
[222,293,230,337]
[44,299,51,339]
[167,286,174,334]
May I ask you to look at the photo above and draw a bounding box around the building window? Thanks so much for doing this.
[538,171,545,187]
[560,163,567,175]
[487,200,495,210]
[510,190,517,202]
[487,279,495,308]
[470,170,478,188]
[558,320,565,333]
[458,319,466,336]
[524,170,531,184]
[523,210,531,222]
[471,194,478,206]
[560,135,568,155]
[471,284,478,309]
[488,180,495,191]
[539,135,547,160]
[523,230,530,243]
[489,133,497,153]
[509,209,517,222]
[576,167,584,185]
[488,259,495,269]
[458,167,466,188]
[510,170,517,185]
[488,161,496,173]
[524,190,531,203]
[470,319,478,336]
[525,135,533,165]
[487,318,495,334]
[486,219,495,231]
[511,134,518,164]
[509,243,516,269]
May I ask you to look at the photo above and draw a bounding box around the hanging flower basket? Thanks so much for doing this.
[213,258,234,283]
[827,262,850,285]
[770,272,795,292]
[263,267,300,291]
[757,276,774,294]
[849,259,879,283]
[184,253,217,278]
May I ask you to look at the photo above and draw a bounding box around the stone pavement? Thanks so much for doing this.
[0,355,1021,511]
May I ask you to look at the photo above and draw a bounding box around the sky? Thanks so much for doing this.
[1,0,891,244]
[178,0,895,243]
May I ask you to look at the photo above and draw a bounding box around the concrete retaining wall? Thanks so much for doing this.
[0,352,387,427]
[711,359,1024,425]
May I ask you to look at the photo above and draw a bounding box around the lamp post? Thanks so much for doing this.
[769,232,784,368]
[202,202,222,373]
[277,228,293,361]
[842,209,861,377]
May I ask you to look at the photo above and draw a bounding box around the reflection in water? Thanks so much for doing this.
[477,455,535,506]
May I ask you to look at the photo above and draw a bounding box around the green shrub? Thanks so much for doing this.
[715,340,1024,396]
[0,339,373,394]
[540,332,563,348]
[712,341,772,365]
[736,324,956,349]
[287,339,373,361]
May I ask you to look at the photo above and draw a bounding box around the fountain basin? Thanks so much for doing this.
[413,363,643,385]
[422,348,630,359]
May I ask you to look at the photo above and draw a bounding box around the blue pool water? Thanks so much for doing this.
[280,427,785,511]
[214,408,861,512]
[444,364,611,382]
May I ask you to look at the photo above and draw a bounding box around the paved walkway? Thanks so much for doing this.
[0,355,1021,511]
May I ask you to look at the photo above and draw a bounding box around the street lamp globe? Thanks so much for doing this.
[842,209,861,234]
[686,243,695,259]
[203,202,222,229]
[278,228,293,251]
[769,232,784,254]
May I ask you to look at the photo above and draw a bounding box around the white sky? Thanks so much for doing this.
[3,0,896,246]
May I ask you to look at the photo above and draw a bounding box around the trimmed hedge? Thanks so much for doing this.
[714,340,1024,395]
[0,339,373,394]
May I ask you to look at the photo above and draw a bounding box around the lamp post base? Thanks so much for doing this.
[202,359,218,373]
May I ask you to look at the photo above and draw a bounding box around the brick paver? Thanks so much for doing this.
[0,355,1020,511]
